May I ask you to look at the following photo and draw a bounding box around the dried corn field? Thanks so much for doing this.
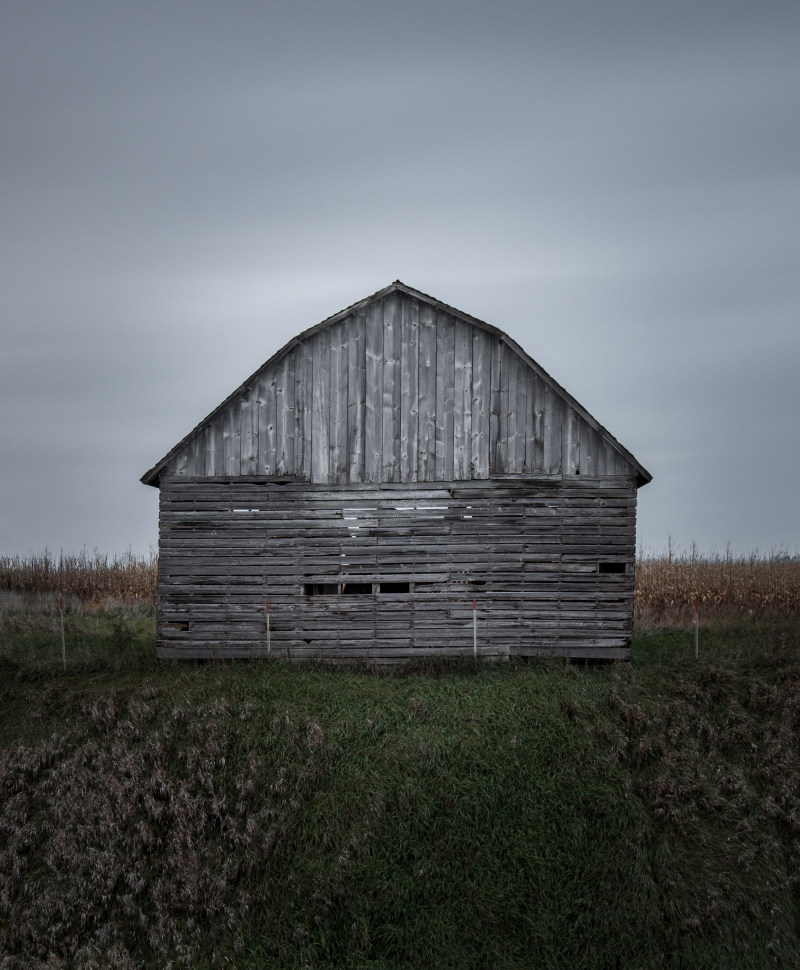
[0,549,158,606]
[1,548,798,626]
[635,551,800,626]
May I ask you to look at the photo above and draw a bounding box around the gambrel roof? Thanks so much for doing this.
[142,281,651,488]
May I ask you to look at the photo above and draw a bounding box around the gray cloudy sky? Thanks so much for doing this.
[2,0,799,559]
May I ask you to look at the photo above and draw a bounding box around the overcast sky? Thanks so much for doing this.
[2,0,798,560]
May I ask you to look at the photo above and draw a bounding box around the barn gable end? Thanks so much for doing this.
[142,282,651,662]
[142,281,650,488]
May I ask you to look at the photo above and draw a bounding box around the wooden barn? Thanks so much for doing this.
[142,281,651,662]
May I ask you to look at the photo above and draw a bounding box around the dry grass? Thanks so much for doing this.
[635,550,800,626]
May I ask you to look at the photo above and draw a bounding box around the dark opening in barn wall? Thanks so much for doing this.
[304,582,412,596]
[303,583,339,596]
[599,561,628,574]
[142,281,651,661]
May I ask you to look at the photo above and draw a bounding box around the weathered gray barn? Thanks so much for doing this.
[142,281,651,661]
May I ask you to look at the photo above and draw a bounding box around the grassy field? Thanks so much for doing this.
[1,587,799,968]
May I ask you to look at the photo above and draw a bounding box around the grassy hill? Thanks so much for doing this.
[1,608,799,968]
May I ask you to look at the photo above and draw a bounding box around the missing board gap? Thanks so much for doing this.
[303,581,412,596]
[303,582,339,596]
[599,562,627,574]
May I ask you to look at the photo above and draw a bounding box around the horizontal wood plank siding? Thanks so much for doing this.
[157,477,637,661]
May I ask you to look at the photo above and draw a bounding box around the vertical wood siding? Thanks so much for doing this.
[157,477,637,661]
[164,290,637,483]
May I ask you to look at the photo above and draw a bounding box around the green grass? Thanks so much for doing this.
[1,610,799,968]
[0,599,155,679]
